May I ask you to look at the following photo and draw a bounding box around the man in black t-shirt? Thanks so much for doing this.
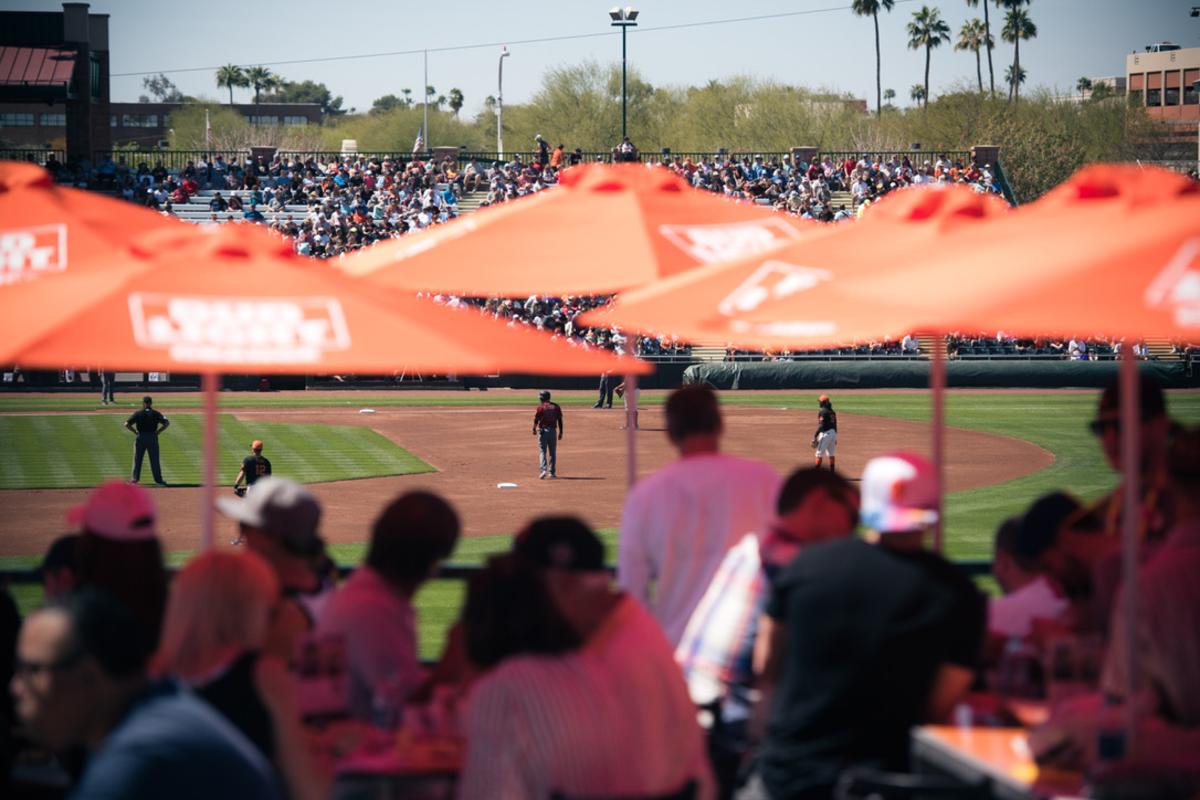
[124,396,170,485]
[745,452,985,800]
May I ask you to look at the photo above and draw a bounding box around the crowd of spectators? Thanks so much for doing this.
[658,150,1002,221]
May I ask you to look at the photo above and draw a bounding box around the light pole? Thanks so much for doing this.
[497,46,510,159]
[609,6,639,144]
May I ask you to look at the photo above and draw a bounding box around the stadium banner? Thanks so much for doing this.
[682,360,1199,390]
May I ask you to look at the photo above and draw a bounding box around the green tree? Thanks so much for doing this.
[956,18,992,93]
[215,64,248,107]
[907,6,951,108]
[262,79,346,116]
[910,83,927,104]
[883,87,897,106]
[965,0,996,95]
[1005,63,1027,97]
[1000,3,1036,102]
[141,73,184,103]
[245,65,280,105]
[1076,76,1093,99]
[851,0,896,116]
[370,94,404,115]
[448,88,465,118]
[401,88,413,107]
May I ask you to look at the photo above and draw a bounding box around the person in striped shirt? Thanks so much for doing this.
[458,517,715,800]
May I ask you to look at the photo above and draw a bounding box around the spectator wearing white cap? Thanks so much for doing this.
[71,480,168,654]
[217,478,335,660]
[740,453,986,800]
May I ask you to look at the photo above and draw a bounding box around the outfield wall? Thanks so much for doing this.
[680,360,1198,390]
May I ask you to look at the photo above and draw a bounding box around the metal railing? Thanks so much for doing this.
[0,148,66,166]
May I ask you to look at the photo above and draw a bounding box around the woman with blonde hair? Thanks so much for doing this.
[153,550,323,800]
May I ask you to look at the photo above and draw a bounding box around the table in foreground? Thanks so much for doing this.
[912,725,1084,800]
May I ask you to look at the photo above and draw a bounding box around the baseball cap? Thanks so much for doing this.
[818,394,830,403]
[217,477,323,556]
[68,480,157,541]
[251,439,264,450]
[539,390,551,401]
[514,516,605,572]
[860,452,939,533]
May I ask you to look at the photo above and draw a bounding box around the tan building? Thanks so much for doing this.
[1126,43,1200,122]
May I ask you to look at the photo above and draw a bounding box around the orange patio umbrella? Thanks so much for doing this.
[889,164,1200,342]
[1,223,648,545]
[0,160,184,357]
[581,184,1012,349]
[338,162,814,296]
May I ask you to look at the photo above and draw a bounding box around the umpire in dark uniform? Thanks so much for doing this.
[125,395,170,485]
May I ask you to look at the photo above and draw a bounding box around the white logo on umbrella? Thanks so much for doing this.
[128,294,351,364]
[0,224,68,285]
[716,261,837,339]
[1145,238,1200,328]
[659,219,801,264]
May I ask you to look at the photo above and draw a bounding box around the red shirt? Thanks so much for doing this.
[533,402,563,433]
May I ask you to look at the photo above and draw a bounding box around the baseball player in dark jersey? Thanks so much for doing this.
[812,394,838,472]
[532,390,564,479]
[125,395,170,485]
[234,439,273,496]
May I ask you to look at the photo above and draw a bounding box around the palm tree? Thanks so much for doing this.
[910,84,927,105]
[965,0,996,95]
[884,87,897,106]
[851,0,896,115]
[401,88,413,108]
[1001,5,1037,102]
[1005,64,1027,98]
[955,18,992,93]
[907,6,951,108]
[245,65,277,105]
[215,64,247,107]
[1076,76,1093,99]
[448,88,465,118]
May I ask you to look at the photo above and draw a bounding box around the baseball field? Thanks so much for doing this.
[2,387,1198,657]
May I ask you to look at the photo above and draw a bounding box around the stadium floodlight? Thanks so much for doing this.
[609,6,640,142]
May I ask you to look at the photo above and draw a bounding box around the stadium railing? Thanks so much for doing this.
[0,148,66,166]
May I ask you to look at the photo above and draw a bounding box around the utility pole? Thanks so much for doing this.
[497,47,510,159]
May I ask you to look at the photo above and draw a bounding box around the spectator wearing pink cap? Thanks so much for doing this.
[741,453,985,800]
[71,480,168,654]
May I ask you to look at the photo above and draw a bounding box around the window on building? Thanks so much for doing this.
[1128,89,1143,105]
[246,115,279,126]
[90,57,101,100]
[283,115,308,126]
[1146,88,1161,106]
[1185,82,1198,106]
[39,113,67,127]
[121,114,159,128]
[1165,87,1180,106]
[0,113,35,127]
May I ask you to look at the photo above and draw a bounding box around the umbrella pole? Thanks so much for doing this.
[201,372,218,550]
[624,372,638,489]
[930,333,946,552]
[1119,349,1141,753]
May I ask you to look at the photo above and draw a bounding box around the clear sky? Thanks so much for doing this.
[8,0,1200,113]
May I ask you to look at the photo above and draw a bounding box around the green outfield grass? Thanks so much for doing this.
[3,389,1198,658]
[0,413,433,489]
